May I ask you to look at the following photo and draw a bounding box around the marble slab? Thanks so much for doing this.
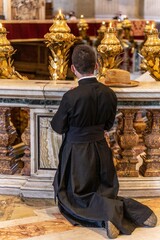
[0,195,159,240]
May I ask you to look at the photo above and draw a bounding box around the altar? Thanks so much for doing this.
[0,77,160,198]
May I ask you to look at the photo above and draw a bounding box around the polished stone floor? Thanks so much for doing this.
[0,195,159,239]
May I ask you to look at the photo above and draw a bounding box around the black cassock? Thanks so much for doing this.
[51,77,153,235]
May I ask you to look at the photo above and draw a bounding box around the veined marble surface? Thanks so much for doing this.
[0,195,159,240]
[0,73,159,104]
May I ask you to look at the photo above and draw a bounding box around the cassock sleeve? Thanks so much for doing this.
[104,91,117,131]
[50,93,70,134]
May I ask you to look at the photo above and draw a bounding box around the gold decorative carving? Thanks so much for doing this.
[94,21,107,47]
[44,10,76,80]
[0,23,27,80]
[77,15,91,44]
[140,25,160,81]
[116,109,139,177]
[140,110,160,176]
[120,17,136,72]
[116,20,123,40]
[97,22,123,81]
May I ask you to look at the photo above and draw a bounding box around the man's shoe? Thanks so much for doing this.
[105,221,120,239]
[143,213,157,227]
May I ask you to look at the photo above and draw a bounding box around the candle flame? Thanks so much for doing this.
[0,23,2,29]
[59,9,62,15]
[80,15,84,18]
[109,22,112,28]
[151,23,155,29]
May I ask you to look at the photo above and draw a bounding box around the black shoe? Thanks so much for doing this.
[143,213,157,227]
[105,221,120,239]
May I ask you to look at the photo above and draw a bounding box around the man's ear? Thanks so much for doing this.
[95,62,99,70]
[71,65,75,73]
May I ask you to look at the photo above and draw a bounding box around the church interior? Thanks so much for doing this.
[0,0,160,239]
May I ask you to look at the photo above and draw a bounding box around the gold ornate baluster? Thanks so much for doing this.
[116,109,139,177]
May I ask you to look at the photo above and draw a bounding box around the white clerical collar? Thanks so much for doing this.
[78,75,95,82]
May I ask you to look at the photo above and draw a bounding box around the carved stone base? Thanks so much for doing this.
[116,148,139,177]
[116,159,139,177]
[21,147,31,176]
[0,174,160,199]
[140,159,160,177]
[0,142,26,174]
[118,176,160,198]
[0,150,18,174]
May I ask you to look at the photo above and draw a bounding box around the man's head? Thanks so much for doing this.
[71,44,97,77]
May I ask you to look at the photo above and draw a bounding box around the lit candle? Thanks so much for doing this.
[80,15,84,18]
[116,19,122,30]
[0,23,2,29]
[59,9,62,15]
[109,22,112,28]
[151,23,155,29]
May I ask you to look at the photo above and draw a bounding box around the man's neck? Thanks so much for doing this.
[78,75,95,81]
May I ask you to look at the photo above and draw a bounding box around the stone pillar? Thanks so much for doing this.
[75,0,95,18]
[95,0,118,18]
[144,0,160,20]
[0,107,18,174]
[21,108,30,176]
[116,109,139,177]
[133,110,147,155]
[140,110,160,176]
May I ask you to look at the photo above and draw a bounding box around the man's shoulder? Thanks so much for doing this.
[98,81,116,92]
[64,86,79,98]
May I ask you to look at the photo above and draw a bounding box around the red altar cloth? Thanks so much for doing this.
[1,19,155,40]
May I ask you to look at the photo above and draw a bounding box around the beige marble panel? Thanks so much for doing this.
[39,116,61,169]
[144,0,160,20]
[95,0,119,18]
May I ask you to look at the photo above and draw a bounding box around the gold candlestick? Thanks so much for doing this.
[0,23,27,80]
[140,25,160,80]
[116,19,123,40]
[144,21,152,35]
[44,9,76,80]
[122,17,132,40]
[97,22,123,81]
[77,15,90,44]
[94,21,107,47]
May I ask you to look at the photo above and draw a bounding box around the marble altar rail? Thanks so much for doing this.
[0,79,160,198]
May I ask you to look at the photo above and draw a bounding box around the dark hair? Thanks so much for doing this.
[71,45,96,74]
